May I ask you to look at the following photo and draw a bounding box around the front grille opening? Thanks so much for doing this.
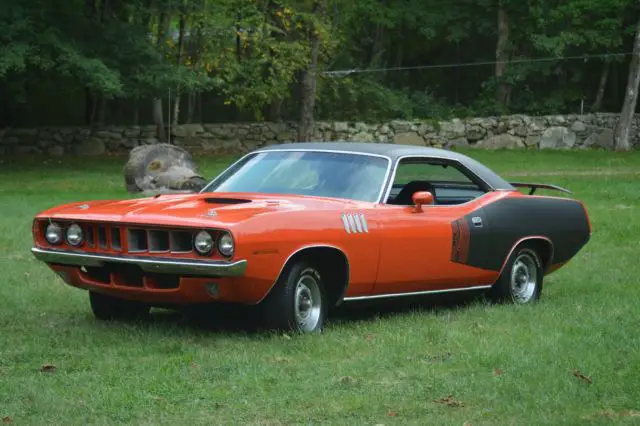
[98,227,107,249]
[82,266,110,284]
[128,229,148,252]
[86,225,95,247]
[170,231,192,253]
[149,230,170,252]
[148,273,180,289]
[111,263,144,287]
[111,227,122,251]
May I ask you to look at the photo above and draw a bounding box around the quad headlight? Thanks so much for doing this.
[217,232,234,257]
[194,231,214,255]
[66,223,84,246]
[45,223,63,245]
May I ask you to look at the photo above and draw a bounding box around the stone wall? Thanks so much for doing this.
[1,113,638,156]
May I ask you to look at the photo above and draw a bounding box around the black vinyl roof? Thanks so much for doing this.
[257,142,515,190]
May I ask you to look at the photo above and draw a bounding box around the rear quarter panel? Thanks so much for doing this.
[457,192,591,272]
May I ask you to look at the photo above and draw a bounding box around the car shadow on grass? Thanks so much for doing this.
[131,290,488,335]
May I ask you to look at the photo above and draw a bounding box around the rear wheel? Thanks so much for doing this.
[261,261,326,333]
[89,291,150,320]
[489,244,543,304]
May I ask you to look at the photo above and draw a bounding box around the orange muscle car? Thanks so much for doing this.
[32,143,591,332]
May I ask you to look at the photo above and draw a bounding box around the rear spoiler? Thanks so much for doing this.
[510,182,572,195]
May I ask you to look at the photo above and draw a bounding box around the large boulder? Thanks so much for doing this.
[74,138,106,156]
[476,134,524,149]
[350,131,375,143]
[394,132,425,146]
[123,144,207,194]
[439,118,466,139]
[539,127,577,149]
[582,128,614,149]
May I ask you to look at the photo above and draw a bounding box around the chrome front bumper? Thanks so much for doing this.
[31,247,247,277]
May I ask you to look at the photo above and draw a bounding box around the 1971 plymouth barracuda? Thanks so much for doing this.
[32,142,591,333]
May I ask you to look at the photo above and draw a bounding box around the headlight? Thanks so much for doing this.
[66,223,84,246]
[217,232,234,257]
[194,231,214,255]
[45,223,63,245]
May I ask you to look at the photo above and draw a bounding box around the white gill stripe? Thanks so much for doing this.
[347,214,358,233]
[353,214,363,233]
[341,214,351,234]
[359,214,369,233]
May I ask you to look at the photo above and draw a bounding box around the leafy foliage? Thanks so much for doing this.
[0,0,638,126]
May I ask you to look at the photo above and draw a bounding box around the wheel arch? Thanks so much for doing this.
[498,236,554,276]
[262,245,350,307]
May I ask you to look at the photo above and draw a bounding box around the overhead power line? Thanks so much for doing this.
[322,51,635,77]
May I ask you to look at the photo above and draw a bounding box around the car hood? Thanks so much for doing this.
[37,192,363,228]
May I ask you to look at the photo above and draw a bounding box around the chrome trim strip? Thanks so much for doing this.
[31,247,247,277]
[342,285,493,301]
[353,214,363,233]
[341,214,352,234]
[200,148,394,204]
[347,214,358,233]
[381,154,495,204]
[359,214,369,232]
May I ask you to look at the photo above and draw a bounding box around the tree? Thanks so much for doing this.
[614,17,640,151]
[1,0,639,128]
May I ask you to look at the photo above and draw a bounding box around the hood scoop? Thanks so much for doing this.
[204,197,252,205]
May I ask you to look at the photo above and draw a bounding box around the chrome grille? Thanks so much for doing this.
[110,227,122,251]
[86,225,95,247]
[98,226,107,249]
[169,231,192,253]
[44,221,212,256]
[127,229,148,252]
[149,230,170,252]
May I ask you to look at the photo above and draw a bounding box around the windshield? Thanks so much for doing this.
[202,150,390,202]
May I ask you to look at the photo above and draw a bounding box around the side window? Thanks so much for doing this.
[387,158,486,206]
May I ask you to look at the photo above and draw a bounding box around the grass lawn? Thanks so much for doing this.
[1,149,640,425]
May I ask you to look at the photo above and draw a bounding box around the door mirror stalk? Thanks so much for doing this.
[412,191,434,213]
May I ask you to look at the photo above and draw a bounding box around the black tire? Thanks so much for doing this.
[488,244,544,304]
[89,291,150,320]
[261,260,327,333]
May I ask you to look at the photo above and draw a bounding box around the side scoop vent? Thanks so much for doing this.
[203,198,252,205]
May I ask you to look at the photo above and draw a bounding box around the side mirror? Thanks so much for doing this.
[412,191,434,212]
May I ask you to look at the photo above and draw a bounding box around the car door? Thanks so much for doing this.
[373,156,497,295]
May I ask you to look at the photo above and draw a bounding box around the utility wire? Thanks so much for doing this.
[322,51,635,76]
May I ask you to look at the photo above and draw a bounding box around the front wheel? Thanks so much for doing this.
[89,291,150,320]
[261,261,327,333]
[488,245,543,304]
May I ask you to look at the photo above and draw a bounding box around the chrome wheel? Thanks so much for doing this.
[510,252,538,303]
[293,271,322,332]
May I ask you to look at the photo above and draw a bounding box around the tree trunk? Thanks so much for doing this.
[132,101,139,125]
[85,89,96,125]
[495,2,511,105]
[173,14,187,126]
[591,61,610,112]
[152,10,171,141]
[297,33,320,142]
[394,26,404,68]
[152,98,165,140]
[614,18,640,152]
[369,23,385,68]
[96,96,106,124]
[269,98,283,121]
[186,93,195,124]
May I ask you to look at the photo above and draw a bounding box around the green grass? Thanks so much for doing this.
[1,149,640,425]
